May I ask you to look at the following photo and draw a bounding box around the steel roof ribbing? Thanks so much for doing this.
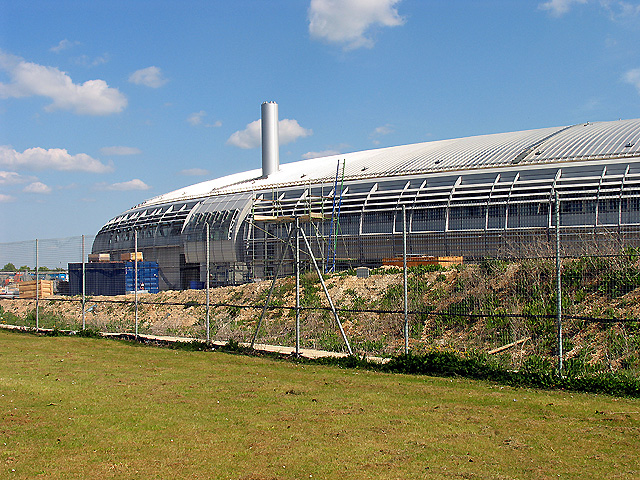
[139,118,640,208]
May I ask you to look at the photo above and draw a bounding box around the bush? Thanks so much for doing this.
[380,349,640,398]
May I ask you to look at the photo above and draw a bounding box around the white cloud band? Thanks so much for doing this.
[624,67,640,94]
[100,146,142,156]
[0,145,112,173]
[23,182,52,194]
[309,0,405,50]
[97,179,151,191]
[0,171,36,185]
[128,66,168,88]
[0,50,127,115]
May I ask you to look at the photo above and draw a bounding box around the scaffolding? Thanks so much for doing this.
[250,212,352,355]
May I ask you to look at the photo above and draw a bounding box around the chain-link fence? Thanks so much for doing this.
[1,221,640,379]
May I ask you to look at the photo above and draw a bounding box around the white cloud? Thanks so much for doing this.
[302,149,341,159]
[100,146,142,156]
[280,119,313,144]
[0,145,113,173]
[179,168,209,176]
[539,0,588,16]
[0,193,16,203]
[75,53,110,67]
[23,182,52,194]
[98,179,151,191]
[0,171,36,185]
[187,110,222,127]
[188,111,206,126]
[601,1,640,19]
[227,119,312,149]
[370,124,394,145]
[0,50,127,115]
[309,0,405,50]
[623,67,640,94]
[227,119,262,149]
[128,66,168,88]
[50,39,79,53]
[539,0,640,18]
[371,124,394,136]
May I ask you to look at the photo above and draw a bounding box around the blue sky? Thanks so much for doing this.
[1,0,640,243]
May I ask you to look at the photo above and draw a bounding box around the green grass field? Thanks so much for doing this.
[1,329,639,479]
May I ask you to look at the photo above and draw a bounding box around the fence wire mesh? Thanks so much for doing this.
[1,226,639,378]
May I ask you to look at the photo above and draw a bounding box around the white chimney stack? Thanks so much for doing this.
[261,101,279,177]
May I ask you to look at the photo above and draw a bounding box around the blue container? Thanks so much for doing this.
[68,261,159,295]
[125,262,159,293]
[190,280,205,290]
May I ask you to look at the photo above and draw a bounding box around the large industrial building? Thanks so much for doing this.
[92,102,640,290]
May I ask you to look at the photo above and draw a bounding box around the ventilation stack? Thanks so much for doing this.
[261,101,279,177]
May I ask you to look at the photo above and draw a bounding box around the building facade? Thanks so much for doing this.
[93,115,640,290]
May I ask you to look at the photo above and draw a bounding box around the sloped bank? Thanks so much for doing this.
[1,257,639,376]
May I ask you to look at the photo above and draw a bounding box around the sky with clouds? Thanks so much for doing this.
[1,0,640,243]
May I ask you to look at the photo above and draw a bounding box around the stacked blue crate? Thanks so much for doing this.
[124,261,159,294]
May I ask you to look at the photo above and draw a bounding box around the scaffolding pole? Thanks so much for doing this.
[300,227,352,355]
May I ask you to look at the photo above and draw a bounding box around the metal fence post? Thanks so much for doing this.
[82,234,86,330]
[134,230,139,339]
[35,238,39,330]
[295,216,301,357]
[206,222,210,343]
[555,191,563,375]
[403,205,409,355]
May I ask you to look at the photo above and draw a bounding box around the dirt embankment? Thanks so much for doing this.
[0,272,404,341]
[2,262,639,368]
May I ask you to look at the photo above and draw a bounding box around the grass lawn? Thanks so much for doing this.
[1,329,639,479]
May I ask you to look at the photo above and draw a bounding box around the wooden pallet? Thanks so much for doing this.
[382,256,463,267]
[120,252,143,261]
[18,280,53,299]
[88,253,111,262]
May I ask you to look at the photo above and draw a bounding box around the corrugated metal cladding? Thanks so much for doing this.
[135,118,640,207]
[91,116,640,288]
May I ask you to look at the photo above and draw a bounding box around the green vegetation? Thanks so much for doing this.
[381,350,640,398]
[1,329,638,480]
[2,251,640,378]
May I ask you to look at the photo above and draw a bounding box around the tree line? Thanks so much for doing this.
[1,263,65,272]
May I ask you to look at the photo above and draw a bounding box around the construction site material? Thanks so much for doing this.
[252,214,294,223]
[120,252,144,261]
[488,337,531,355]
[18,280,53,299]
[88,253,110,262]
[382,256,463,268]
[356,267,370,278]
[253,212,329,223]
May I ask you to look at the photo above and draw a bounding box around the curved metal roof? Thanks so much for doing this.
[140,118,640,208]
